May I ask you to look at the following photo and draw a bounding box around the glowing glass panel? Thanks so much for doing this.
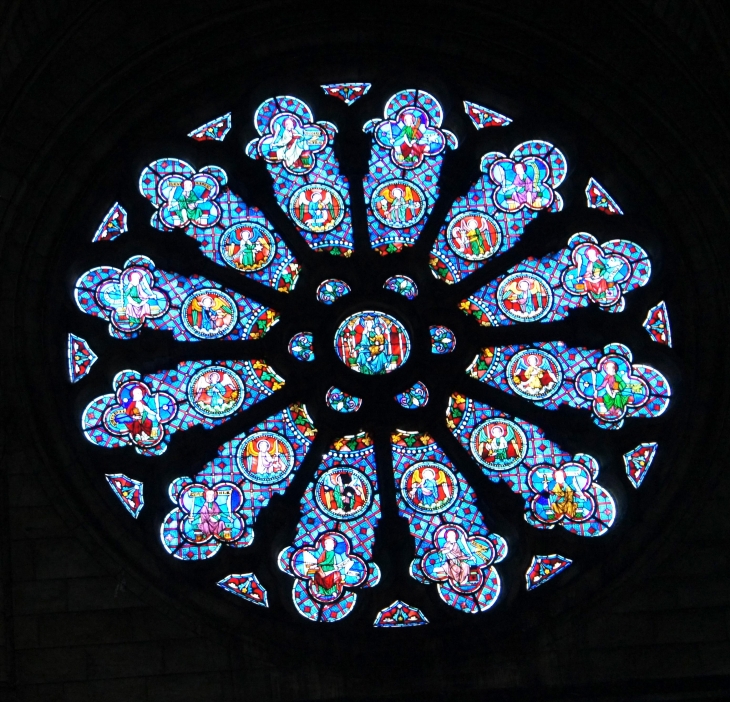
[461,233,650,325]
[139,158,300,292]
[429,325,455,354]
[316,278,350,304]
[68,334,98,382]
[643,301,672,347]
[384,275,418,299]
[278,432,381,622]
[246,96,353,256]
[321,82,371,105]
[463,100,512,129]
[374,600,428,627]
[75,255,278,341]
[334,311,410,375]
[467,341,671,430]
[363,89,457,254]
[325,387,362,413]
[161,404,315,560]
[430,141,565,284]
[525,555,572,590]
[82,360,283,456]
[288,332,314,361]
[395,381,429,409]
[624,442,658,488]
[391,431,507,613]
[105,474,143,518]
[218,574,268,607]
[188,112,232,142]
[92,202,127,243]
[585,177,623,215]
[447,394,616,536]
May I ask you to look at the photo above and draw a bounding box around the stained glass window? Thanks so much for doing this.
[69,82,674,626]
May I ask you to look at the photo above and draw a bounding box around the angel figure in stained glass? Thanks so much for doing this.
[245,437,288,477]
[501,277,548,319]
[409,467,448,510]
[392,112,428,164]
[476,424,512,465]
[191,370,239,414]
[513,353,560,396]
[227,228,268,270]
[453,217,490,258]
[188,293,234,335]
[373,184,421,226]
[293,188,339,232]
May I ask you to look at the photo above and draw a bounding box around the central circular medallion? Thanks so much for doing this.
[334,310,411,375]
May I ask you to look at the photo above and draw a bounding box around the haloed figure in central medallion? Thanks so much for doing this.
[334,311,411,375]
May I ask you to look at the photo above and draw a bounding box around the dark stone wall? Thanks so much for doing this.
[1,1,730,700]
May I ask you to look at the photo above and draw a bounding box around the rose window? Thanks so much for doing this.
[69,84,673,626]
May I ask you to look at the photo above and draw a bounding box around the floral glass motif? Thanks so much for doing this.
[288,332,315,362]
[334,311,411,375]
[105,473,144,518]
[643,301,672,347]
[140,158,299,292]
[326,387,362,413]
[67,334,98,382]
[218,573,268,607]
[429,325,456,354]
[364,90,458,255]
[316,278,351,304]
[188,112,232,142]
[278,432,381,622]
[463,101,512,129]
[525,555,572,591]
[468,342,670,430]
[374,600,429,627]
[83,360,283,456]
[461,233,650,326]
[395,381,429,409]
[162,404,315,560]
[92,202,127,242]
[246,96,353,256]
[447,394,616,536]
[585,177,623,215]
[321,82,372,106]
[624,442,658,488]
[75,255,278,341]
[384,275,418,299]
[391,431,507,613]
[430,140,566,284]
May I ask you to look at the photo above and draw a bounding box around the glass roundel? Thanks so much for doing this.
[334,311,410,375]
[71,86,673,627]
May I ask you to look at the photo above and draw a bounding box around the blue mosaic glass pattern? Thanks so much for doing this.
[461,233,650,325]
[391,431,507,613]
[139,158,299,292]
[161,404,315,560]
[447,394,616,536]
[467,342,671,430]
[82,360,283,456]
[363,89,457,254]
[246,96,353,256]
[278,433,381,622]
[430,140,566,284]
[75,255,278,342]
